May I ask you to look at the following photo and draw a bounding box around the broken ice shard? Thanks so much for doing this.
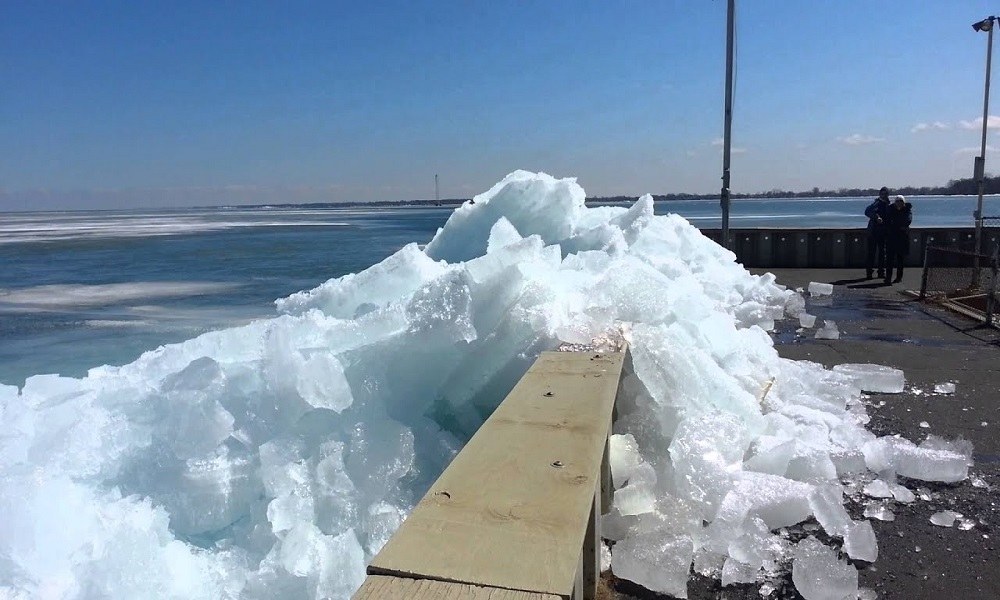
[934,382,956,394]
[791,537,858,600]
[930,510,961,527]
[807,282,833,296]
[832,364,905,393]
[814,319,840,339]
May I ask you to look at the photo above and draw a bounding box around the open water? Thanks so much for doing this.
[2,195,998,385]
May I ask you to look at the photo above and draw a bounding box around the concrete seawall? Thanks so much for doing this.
[699,227,1000,268]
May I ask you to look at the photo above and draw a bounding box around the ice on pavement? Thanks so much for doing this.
[930,510,961,527]
[798,313,817,328]
[791,537,858,600]
[832,363,905,393]
[814,319,840,339]
[934,382,956,394]
[863,501,896,521]
[807,282,833,296]
[0,171,973,599]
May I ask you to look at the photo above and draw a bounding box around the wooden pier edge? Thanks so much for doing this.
[352,345,631,600]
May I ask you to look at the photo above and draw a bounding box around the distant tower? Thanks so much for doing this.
[435,174,440,203]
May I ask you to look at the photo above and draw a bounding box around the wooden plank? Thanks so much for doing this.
[353,575,560,600]
[368,351,625,598]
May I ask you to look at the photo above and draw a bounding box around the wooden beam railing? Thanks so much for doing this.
[352,346,630,600]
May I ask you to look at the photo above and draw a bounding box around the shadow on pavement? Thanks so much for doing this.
[848,281,893,289]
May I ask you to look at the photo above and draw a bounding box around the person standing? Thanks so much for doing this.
[884,195,913,284]
[864,187,891,279]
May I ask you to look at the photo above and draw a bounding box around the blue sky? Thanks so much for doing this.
[2,1,999,210]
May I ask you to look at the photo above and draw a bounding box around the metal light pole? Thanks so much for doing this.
[720,0,735,250]
[973,16,996,284]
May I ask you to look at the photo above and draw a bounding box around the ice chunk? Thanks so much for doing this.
[862,479,894,499]
[276,242,446,317]
[832,364,905,393]
[890,484,915,503]
[934,382,956,394]
[863,501,895,521]
[930,510,961,527]
[714,472,814,533]
[807,282,834,296]
[609,433,642,488]
[957,517,976,531]
[785,293,806,317]
[744,438,795,477]
[727,517,789,573]
[919,421,929,429]
[791,537,858,600]
[843,520,878,562]
[862,436,971,483]
[808,485,851,537]
[486,217,523,253]
[721,558,758,586]
[814,320,840,339]
[614,468,658,517]
[798,313,817,328]
[611,534,693,599]
[600,542,612,571]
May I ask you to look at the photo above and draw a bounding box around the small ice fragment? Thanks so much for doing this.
[808,282,834,296]
[608,433,642,487]
[863,501,895,521]
[934,382,956,394]
[863,479,894,499]
[858,588,878,600]
[600,542,612,571]
[982,422,989,427]
[791,537,858,600]
[799,313,817,328]
[832,364,905,393]
[957,518,976,531]
[722,558,759,586]
[809,485,852,537]
[971,476,988,489]
[890,484,915,503]
[917,487,934,501]
[760,581,776,597]
[919,421,930,429]
[914,546,921,553]
[844,521,878,562]
[930,510,961,527]
[815,320,840,340]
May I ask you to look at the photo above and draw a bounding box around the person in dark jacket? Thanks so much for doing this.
[884,195,913,284]
[864,187,891,279]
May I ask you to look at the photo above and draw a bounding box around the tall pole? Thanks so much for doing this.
[435,174,440,203]
[720,0,735,250]
[975,22,994,268]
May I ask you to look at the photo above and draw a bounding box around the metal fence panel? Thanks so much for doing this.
[920,241,998,326]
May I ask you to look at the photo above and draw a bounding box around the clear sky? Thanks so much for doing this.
[2,1,1000,210]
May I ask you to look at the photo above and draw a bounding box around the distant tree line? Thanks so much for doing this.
[587,175,1000,203]
[230,176,1000,210]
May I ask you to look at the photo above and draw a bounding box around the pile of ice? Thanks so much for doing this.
[0,171,974,600]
